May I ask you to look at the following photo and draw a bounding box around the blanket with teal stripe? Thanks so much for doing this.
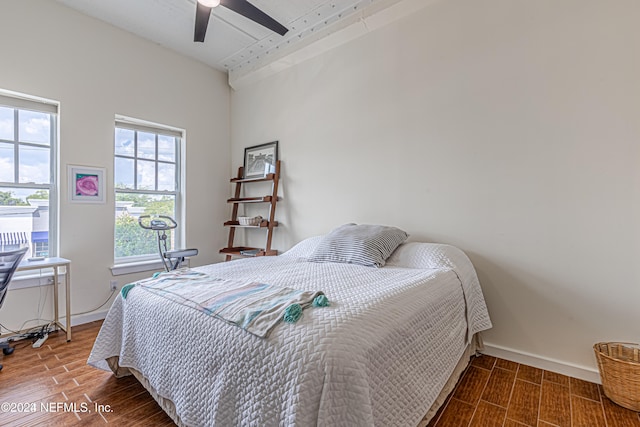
[121,269,328,338]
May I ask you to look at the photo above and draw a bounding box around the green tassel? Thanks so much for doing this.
[283,304,303,323]
[121,283,136,299]
[312,294,330,307]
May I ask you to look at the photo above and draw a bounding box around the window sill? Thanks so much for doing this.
[111,257,193,276]
[110,259,165,276]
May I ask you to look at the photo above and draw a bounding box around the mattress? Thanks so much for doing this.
[125,335,481,427]
[88,239,492,426]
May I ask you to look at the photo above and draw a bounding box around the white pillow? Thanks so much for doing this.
[307,224,409,268]
[385,242,467,269]
[281,236,323,259]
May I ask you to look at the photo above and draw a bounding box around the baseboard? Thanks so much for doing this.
[482,342,601,384]
[71,310,109,327]
[55,310,109,330]
[1,310,109,342]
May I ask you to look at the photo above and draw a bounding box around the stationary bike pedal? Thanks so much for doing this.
[2,347,14,355]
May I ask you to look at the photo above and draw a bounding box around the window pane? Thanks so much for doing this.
[0,142,14,182]
[0,101,55,260]
[28,189,49,257]
[19,145,50,184]
[158,135,175,162]
[137,132,155,160]
[157,163,175,191]
[0,107,14,140]
[34,241,48,257]
[115,128,134,157]
[137,159,156,190]
[0,187,29,205]
[18,110,50,145]
[115,194,176,258]
[0,187,49,258]
[114,157,135,189]
[114,120,182,263]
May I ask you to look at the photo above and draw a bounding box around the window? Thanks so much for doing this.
[0,92,58,259]
[113,117,183,264]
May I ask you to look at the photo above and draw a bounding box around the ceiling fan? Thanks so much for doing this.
[194,0,289,42]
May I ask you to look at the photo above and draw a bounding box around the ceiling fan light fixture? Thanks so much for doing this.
[194,0,288,43]
[198,0,221,7]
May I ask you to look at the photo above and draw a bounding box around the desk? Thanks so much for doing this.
[18,257,71,342]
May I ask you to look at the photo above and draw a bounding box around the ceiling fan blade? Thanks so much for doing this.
[221,0,288,36]
[194,2,212,42]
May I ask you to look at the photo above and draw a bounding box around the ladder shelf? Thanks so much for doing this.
[220,160,280,261]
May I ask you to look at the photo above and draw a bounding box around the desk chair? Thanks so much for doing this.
[0,247,28,371]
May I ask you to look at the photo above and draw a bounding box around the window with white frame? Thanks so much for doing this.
[0,92,58,259]
[113,118,183,264]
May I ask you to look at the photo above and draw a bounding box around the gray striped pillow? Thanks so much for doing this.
[308,224,409,267]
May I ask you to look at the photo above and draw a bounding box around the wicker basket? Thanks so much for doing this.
[237,216,262,226]
[594,342,640,411]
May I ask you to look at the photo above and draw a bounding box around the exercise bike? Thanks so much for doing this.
[138,215,198,271]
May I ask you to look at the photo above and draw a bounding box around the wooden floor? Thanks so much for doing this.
[428,354,640,427]
[0,322,174,426]
[0,322,637,427]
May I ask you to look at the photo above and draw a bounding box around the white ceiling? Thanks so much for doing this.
[55,0,404,82]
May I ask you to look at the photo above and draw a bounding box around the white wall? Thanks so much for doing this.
[231,0,640,378]
[0,0,230,330]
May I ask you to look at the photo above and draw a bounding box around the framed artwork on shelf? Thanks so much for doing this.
[243,141,278,179]
[68,165,106,204]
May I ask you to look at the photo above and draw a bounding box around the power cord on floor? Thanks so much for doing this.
[1,319,53,336]
[1,288,117,340]
[1,321,54,346]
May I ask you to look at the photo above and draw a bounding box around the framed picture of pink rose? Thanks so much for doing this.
[68,165,106,204]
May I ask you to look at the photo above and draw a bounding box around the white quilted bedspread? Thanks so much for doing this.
[88,241,491,427]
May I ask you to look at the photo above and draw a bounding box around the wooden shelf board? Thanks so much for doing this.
[227,196,272,204]
[224,220,278,228]
[219,247,278,257]
[230,173,275,183]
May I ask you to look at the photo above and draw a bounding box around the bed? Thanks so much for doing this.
[88,227,492,426]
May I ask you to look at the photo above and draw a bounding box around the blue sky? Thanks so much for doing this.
[114,128,176,192]
[0,106,51,202]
